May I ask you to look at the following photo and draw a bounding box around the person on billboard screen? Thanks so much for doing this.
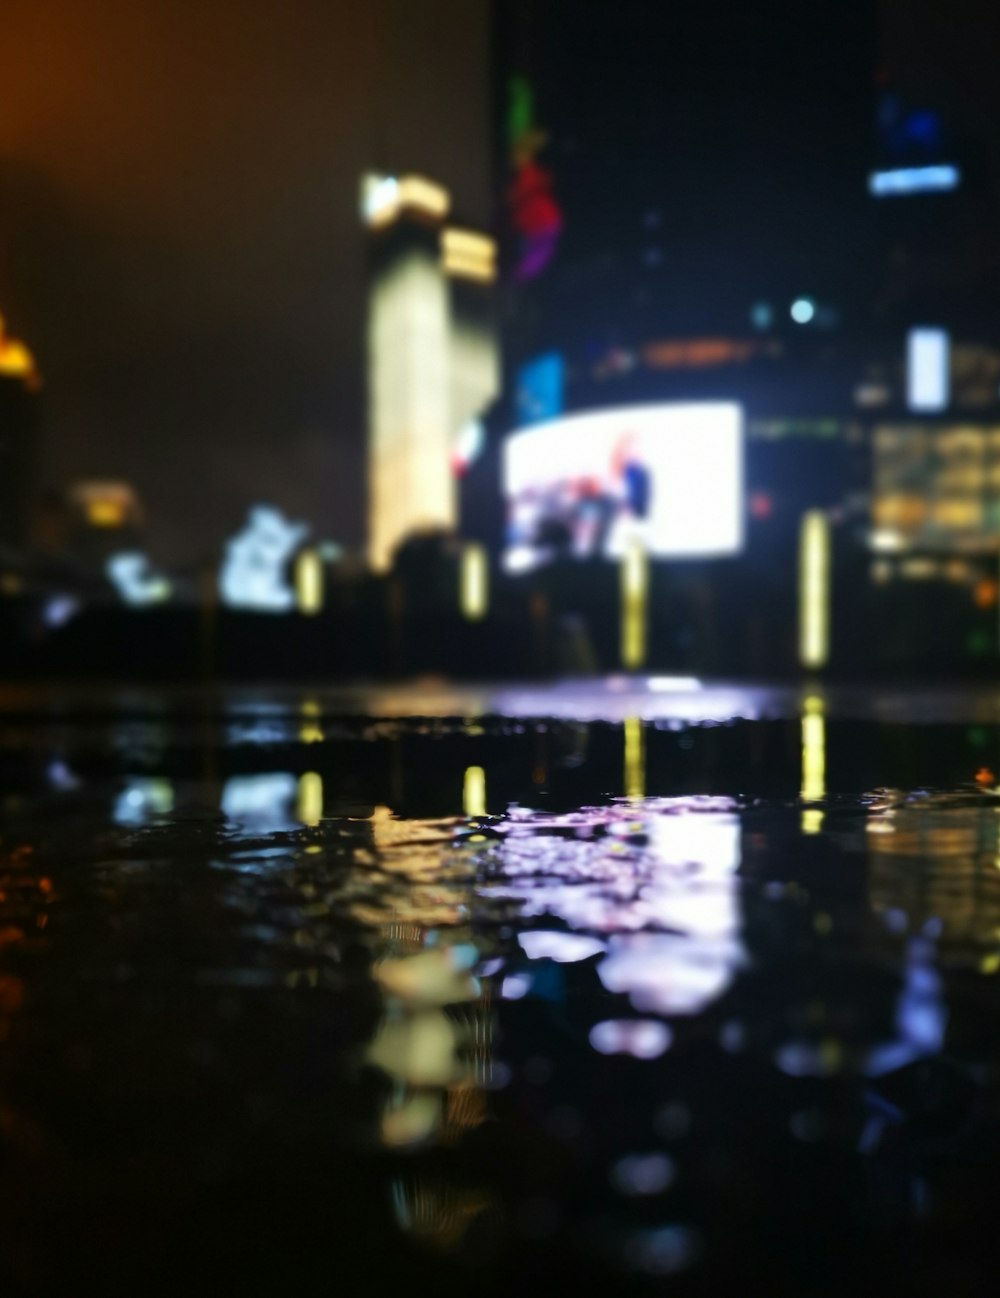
[606,431,653,556]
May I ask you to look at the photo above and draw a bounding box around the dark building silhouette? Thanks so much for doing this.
[0,314,41,552]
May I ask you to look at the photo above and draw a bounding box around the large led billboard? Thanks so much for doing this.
[503,403,743,571]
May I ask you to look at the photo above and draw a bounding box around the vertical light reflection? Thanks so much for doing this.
[624,716,645,801]
[801,694,826,834]
[463,765,487,818]
[113,777,175,827]
[799,510,830,669]
[299,697,324,744]
[297,771,323,826]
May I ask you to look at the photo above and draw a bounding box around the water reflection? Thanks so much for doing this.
[3,702,1000,1289]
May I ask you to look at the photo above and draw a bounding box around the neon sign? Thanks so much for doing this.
[219,506,307,612]
[507,77,563,281]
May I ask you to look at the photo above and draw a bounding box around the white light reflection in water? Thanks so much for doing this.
[589,1019,672,1059]
[493,799,745,1017]
[518,931,606,963]
[113,777,175,827]
[221,773,297,833]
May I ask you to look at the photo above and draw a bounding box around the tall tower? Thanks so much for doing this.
[363,174,498,572]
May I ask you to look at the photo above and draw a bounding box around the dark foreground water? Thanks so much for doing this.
[2,680,1000,1295]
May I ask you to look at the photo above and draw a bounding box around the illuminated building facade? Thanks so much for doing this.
[457,2,882,572]
[492,0,877,408]
[453,0,1000,672]
[363,174,498,573]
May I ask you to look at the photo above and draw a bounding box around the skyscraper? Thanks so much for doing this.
[494,0,878,403]
[363,174,498,572]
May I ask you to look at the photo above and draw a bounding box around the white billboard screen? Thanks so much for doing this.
[503,402,744,571]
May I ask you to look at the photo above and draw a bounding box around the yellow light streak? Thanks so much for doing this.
[799,510,830,668]
[801,694,825,833]
[299,697,324,744]
[295,548,324,615]
[460,543,488,621]
[621,540,648,670]
[624,716,645,801]
[463,766,486,818]
[297,771,323,826]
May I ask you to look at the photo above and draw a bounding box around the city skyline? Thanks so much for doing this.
[0,0,491,565]
[2,0,1000,568]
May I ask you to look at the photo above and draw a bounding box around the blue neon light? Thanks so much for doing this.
[868,165,960,197]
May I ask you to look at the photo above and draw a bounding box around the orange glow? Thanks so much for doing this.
[975,767,995,786]
[0,927,24,951]
[641,338,759,370]
[86,499,126,528]
[71,482,140,529]
[0,312,40,389]
[974,579,998,609]
[0,976,24,1014]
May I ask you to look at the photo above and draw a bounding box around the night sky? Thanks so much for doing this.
[0,0,490,565]
[1,0,998,566]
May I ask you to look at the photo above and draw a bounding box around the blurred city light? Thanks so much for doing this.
[800,695,826,834]
[621,542,648,671]
[297,771,323,826]
[294,548,324,616]
[219,506,307,612]
[624,715,644,799]
[107,552,171,606]
[907,327,950,411]
[790,297,816,324]
[799,511,831,669]
[459,542,488,621]
[868,164,960,196]
[463,765,486,818]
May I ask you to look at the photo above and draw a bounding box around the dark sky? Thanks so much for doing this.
[2,0,998,567]
[0,0,490,564]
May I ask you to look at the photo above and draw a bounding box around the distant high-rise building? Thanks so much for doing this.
[363,174,498,572]
[494,0,878,407]
[0,311,41,551]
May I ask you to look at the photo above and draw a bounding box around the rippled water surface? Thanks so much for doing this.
[3,683,1000,1294]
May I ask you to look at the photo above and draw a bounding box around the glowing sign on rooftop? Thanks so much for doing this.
[507,77,563,280]
[868,165,960,197]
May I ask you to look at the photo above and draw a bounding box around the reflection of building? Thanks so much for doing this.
[867,798,1000,964]
[363,175,499,573]
[356,806,498,1254]
[0,312,41,550]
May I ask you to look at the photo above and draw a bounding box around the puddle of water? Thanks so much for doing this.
[1,697,1000,1293]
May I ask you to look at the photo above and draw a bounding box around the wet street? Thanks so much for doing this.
[2,680,1000,1294]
